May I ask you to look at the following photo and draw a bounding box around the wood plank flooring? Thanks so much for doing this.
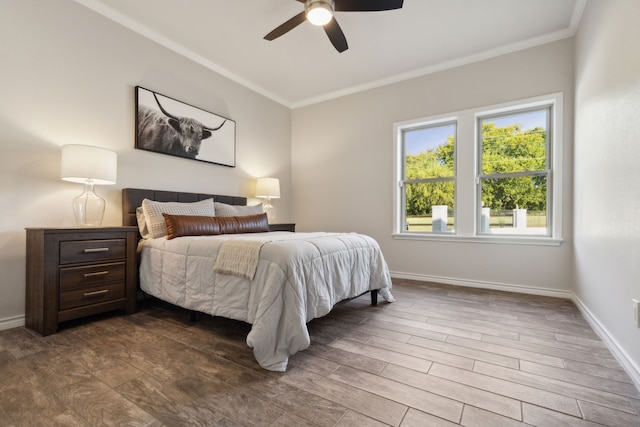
[1,279,639,426]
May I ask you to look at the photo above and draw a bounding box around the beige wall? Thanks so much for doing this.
[292,39,575,295]
[0,0,291,324]
[574,0,640,378]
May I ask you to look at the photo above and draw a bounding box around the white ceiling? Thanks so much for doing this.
[74,0,585,108]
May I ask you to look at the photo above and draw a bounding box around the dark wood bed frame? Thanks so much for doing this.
[121,188,378,307]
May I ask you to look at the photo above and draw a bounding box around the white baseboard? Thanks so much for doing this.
[390,271,573,299]
[390,271,640,391]
[571,295,640,391]
[0,315,25,331]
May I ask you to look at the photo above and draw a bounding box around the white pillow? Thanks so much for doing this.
[141,198,215,239]
[214,202,263,217]
[136,207,150,239]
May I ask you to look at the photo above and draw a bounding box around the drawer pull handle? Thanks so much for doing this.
[83,271,109,278]
[83,247,110,254]
[84,289,109,298]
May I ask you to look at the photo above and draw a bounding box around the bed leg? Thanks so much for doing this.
[371,289,378,306]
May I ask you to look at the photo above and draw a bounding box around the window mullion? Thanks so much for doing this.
[479,170,548,180]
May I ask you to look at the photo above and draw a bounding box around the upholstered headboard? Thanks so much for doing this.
[122,188,247,228]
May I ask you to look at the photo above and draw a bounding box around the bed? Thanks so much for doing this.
[122,188,393,371]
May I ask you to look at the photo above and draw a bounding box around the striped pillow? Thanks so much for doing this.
[141,198,215,239]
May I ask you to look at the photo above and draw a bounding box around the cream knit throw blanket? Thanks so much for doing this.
[213,239,265,280]
[212,232,342,280]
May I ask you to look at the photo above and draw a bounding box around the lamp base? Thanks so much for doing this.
[263,197,276,224]
[72,181,106,227]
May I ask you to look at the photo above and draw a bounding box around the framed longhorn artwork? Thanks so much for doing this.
[135,86,236,167]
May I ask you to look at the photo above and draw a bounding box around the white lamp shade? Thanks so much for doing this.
[255,177,280,199]
[61,144,117,185]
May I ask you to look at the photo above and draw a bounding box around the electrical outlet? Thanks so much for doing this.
[633,299,640,328]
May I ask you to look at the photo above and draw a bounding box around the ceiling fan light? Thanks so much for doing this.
[306,0,334,26]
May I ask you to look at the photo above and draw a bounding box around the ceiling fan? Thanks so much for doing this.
[264,0,404,53]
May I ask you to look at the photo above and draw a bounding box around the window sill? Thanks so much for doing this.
[391,232,563,246]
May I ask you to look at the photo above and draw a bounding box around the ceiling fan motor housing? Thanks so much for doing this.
[305,0,335,26]
[264,0,403,52]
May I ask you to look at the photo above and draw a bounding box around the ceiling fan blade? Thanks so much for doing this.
[264,11,307,40]
[324,18,348,53]
[335,0,403,12]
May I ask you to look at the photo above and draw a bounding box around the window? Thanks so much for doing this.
[477,107,551,236]
[394,93,563,245]
[399,121,456,233]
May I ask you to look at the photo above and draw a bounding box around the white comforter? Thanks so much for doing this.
[138,231,393,371]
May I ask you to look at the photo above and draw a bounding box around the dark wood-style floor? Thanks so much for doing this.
[1,280,639,426]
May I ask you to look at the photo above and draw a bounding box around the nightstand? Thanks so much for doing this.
[268,223,296,232]
[25,227,138,336]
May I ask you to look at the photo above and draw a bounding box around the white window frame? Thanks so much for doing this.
[393,93,563,246]
[397,118,457,235]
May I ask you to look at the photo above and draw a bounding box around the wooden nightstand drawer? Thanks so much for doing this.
[59,262,126,291]
[59,239,126,264]
[59,282,125,311]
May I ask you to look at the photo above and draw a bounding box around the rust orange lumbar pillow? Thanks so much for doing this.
[163,213,269,240]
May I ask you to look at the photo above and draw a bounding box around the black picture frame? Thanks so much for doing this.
[135,86,236,167]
